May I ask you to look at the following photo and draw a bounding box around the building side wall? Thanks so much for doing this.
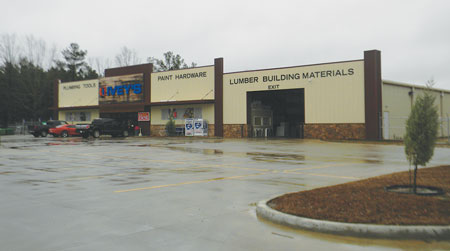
[442,93,450,137]
[151,66,215,102]
[59,79,99,107]
[223,61,365,125]
[382,82,450,138]
[381,83,412,139]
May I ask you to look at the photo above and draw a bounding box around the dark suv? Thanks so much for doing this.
[28,120,68,137]
[76,118,129,138]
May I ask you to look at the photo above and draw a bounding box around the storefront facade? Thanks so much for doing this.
[150,65,216,136]
[223,60,366,139]
[53,50,449,140]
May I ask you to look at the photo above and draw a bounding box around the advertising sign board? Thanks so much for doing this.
[99,73,144,104]
[138,112,150,121]
[194,119,208,136]
[185,119,194,136]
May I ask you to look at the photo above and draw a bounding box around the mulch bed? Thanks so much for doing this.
[268,166,450,225]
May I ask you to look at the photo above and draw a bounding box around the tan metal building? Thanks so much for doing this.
[53,50,450,140]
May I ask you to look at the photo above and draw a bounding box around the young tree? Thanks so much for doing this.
[404,87,439,194]
[147,51,196,72]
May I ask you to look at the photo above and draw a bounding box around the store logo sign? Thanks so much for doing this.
[99,83,142,97]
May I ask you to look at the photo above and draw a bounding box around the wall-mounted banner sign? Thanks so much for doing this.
[228,68,355,86]
[151,66,215,102]
[138,112,150,121]
[99,73,144,104]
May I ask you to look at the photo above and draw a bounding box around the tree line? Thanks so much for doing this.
[0,34,196,127]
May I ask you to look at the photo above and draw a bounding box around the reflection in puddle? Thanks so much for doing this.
[0,171,15,175]
[166,146,223,156]
[362,159,383,164]
[246,152,305,164]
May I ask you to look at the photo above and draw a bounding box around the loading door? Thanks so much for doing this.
[247,89,305,138]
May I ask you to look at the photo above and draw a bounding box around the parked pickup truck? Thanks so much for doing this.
[28,120,68,137]
[76,118,129,138]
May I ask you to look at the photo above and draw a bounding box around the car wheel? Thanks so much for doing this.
[33,133,40,138]
[61,131,68,138]
[93,130,100,138]
[122,130,129,137]
[41,131,48,137]
[82,133,89,139]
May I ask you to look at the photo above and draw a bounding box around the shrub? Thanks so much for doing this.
[165,116,176,136]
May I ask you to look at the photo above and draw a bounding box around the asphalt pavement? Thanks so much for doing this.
[1,135,449,250]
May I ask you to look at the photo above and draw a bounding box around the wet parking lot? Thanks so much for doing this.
[1,135,449,250]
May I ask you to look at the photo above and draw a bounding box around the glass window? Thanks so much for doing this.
[254,117,262,126]
[162,107,202,120]
[65,112,91,121]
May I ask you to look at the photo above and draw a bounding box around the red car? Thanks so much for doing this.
[49,124,80,137]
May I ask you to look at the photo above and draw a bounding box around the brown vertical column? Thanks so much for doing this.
[364,50,382,140]
[144,65,152,104]
[214,58,224,137]
[53,79,60,119]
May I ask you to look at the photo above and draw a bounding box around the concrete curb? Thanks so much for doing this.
[256,200,450,240]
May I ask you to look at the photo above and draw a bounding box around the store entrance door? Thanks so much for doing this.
[247,88,305,138]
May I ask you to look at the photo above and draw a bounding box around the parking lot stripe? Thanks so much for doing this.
[114,172,269,193]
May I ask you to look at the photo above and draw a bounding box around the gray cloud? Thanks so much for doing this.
[1,0,449,89]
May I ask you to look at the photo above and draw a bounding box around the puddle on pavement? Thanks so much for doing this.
[116,179,152,186]
[0,171,15,175]
[169,168,211,174]
[256,214,450,249]
[246,152,305,164]
[18,179,56,185]
[166,146,224,155]
[252,179,306,187]
[362,159,383,164]
[134,143,224,156]
[29,167,58,173]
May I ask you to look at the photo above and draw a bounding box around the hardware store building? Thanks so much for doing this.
[52,50,450,140]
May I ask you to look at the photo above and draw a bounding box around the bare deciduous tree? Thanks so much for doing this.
[88,57,112,77]
[25,35,47,68]
[115,46,141,67]
[0,33,21,64]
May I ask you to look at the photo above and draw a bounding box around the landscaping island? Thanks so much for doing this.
[258,166,450,239]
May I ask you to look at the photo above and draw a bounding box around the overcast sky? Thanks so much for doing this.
[1,0,450,89]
